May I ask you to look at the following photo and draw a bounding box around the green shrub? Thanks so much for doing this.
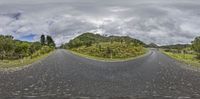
[72,42,146,59]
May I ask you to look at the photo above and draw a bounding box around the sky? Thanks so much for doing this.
[0,0,200,46]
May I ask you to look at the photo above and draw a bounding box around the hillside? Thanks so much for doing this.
[65,33,146,48]
[63,33,147,59]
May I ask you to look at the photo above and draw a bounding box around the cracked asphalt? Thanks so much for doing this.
[0,49,200,99]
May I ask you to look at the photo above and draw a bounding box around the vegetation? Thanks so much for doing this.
[62,33,146,49]
[46,35,56,47]
[160,44,191,51]
[161,36,200,67]
[192,36,200,59]
[40,35,46,45]
[0,34,55,68]
[163,51,200,67]
[160,44,192,54]
[62,33,147,60]
[0,51,51,68]
[71,42,146,59]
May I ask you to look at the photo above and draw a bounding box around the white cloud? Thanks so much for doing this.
[0,0,200,46]
[108,6,130,12]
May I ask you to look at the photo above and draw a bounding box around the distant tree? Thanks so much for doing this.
[192,36,200,59]
[46,35,55,47]
[40,35,46,45]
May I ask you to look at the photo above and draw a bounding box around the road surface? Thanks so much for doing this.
[0,49,200,99]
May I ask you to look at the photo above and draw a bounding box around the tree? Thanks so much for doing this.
[29,42,42,58]
[0,34,54,60]
[46,35,55,47]
[106,47,113,58]
[192,36,200,59]
[40,35,45,45]
[15,42,30,59]
[86,41,92,47]
[0,38,5,60]
[0,35,14,60]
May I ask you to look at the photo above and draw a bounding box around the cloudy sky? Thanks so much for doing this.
[0,0,200,46]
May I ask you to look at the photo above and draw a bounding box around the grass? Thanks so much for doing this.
[69,48,149,62]
[162,50,200,68]
[0,52,52,69]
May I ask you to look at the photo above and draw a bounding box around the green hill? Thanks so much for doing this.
[63,33,147,60]
[65,33,146,48]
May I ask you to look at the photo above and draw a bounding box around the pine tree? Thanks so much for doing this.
[46,35,55,47]
[40,35,45,45]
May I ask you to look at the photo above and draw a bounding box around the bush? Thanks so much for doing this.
[72,42,146,59]
[192,36,200,59]
[39,46,54,54]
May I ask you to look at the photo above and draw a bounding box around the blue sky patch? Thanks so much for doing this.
[19,34,36,42]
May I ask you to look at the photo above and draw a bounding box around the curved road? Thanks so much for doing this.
[0,49,200,99]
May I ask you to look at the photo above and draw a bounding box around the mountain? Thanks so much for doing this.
[147,43,158,48]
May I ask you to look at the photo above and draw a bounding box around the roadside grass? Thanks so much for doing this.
[0,52,52,69]
[162,50,200,68]
[68,48,149,62]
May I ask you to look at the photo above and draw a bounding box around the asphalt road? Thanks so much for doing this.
[0,49,200,99]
